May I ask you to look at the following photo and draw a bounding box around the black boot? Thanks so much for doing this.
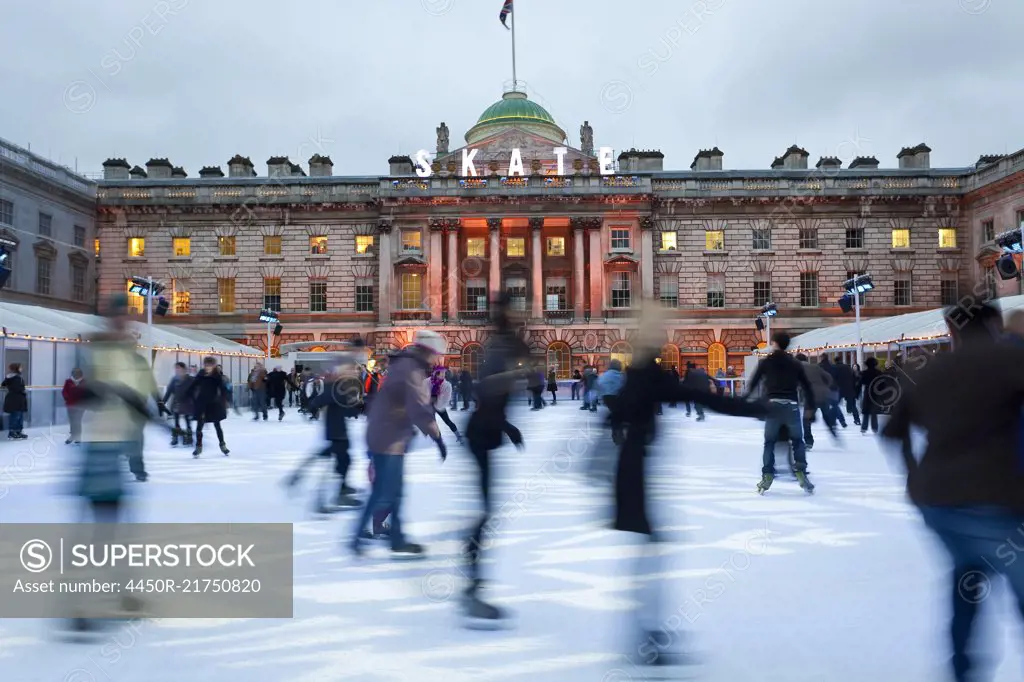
[219,442,230,456]
[461,581,510,630]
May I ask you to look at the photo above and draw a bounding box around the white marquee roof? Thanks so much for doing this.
[783,294,1024,353]
[0,301,262,357]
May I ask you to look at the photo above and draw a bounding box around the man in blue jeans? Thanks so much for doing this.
[745,331,816,494]
[882,301,1024,682]
[350,330,448,559]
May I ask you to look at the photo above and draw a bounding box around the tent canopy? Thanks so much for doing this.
[0,301,262,357]
[780,294,1024,354]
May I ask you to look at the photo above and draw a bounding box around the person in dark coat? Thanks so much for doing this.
[528,365,544,410]
[266,365,289,421]
[459,368,474,411]
[546,369,558,404]
[2,363,28,439]
[858,357,883,434]
[571,368,582,400]
[829,356,860,426]
[62,368,87,445]
[462,293,530,628]
[187,357,231,457]
[681,362,712,420]
[881,301,1024,682]
[162,362,195,447]
[607,303,771,672]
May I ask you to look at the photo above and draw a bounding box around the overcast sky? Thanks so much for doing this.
[2,0,1021,177]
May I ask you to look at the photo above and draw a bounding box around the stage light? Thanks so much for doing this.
[760,302,778,317]
[273,322,283,336]
[996,229,1023,254]
[996,253,1019,280]
[843,274,874,294]
[259,309,280,324]
[154,297,169,316]
[755,318,765,331]
[838,294,853,313]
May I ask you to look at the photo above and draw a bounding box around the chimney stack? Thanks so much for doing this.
[309,154,334,177]
[288,161,306,177]
[976,154,1004,169]
[690,147,724,171]
[897,143,931,170]
[388,155,414,176]
[171,166,187,178]
[101,158,130,180]
[145,158,173,179]
[198,166,225,178]
[267,157,293,177]
[849,156,879,170]
[617,149,664,172]
[780,145,809,170]
[227,155,255,177]
[815,156,842,170]
[128,165,147,179]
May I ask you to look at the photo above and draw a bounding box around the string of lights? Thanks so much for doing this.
[0,330,263,358]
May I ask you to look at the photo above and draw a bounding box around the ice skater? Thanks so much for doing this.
[162,362,195,448]
[428,366,462,444]
[188,357,232,457]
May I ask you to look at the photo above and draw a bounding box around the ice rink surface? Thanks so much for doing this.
[0,401,1021,681]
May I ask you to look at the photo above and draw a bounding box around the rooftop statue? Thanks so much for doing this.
[436,122,450,155]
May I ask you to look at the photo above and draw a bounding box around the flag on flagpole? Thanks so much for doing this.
[499,0,513,29]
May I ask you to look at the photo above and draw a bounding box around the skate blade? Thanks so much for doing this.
[461,615,515,631]
[389,553,428,562]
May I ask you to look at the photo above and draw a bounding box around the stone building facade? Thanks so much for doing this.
[94,90,1024,376]
[0,137,98,313]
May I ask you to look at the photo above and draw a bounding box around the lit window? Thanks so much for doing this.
[355,279,374,311]
[310,236,328,255]
[707,342,726,375]
[547,342,571,379]
[705,230,724,251]
[894,276,912,306]
[401,230,422,252]
[466,238,485,257]
[545,277,568,311]
[706,274,724,308]
[173,237,191,257]
[546,237,565,256]
[400,272,422,309]
[506,237,525,257]
[263,278,281,312]
[128,237,145,257]
[661,344,680,369]
[219,236,236,256]
[610,272,631,308]
[505,277,527,310]
[462,344,482,378]
[36,257,52,295]
[71,264,85,302]
[74,225,85,247]
[938,227,957,249]
[264,236,282,255]
[94,238,101,257]
[218,278,235,313]
[660,232,677,251]
[611,228,631,250]
[799,272,819,307]
[126,279,144,314]
[891,229,910,248]
[658,273,678,308]
[172,280,190,314]
[466,278,488,311]
[610,342,632,368]
[309,280,327,312]
[355,235,374,254]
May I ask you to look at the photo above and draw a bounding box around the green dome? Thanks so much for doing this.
[465,91,567,145]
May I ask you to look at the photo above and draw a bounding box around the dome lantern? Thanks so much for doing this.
[465,90,567,145]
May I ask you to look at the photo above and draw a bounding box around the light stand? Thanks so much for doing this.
[759,302,777,342]
[842,274,874,367]
[129,276,165,365]
[259,309,280,360]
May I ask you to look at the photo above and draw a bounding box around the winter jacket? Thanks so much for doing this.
[62,378,88,408]
[597,368,625,397]
[858,366,883,412]
[80,340,158,443]
[824,360,857,401]
[459,370,473,393]
[746,351,816,409]
[583,368,598,391]
[247,368,267,391]
[188,370,230,422]
[425,377,453,410]
[800,362,835,407]
[682,367,713,393]
[882,337,1024,513]
[546,371,558,392]
[265,369,288,400]
[162,374,194,414]
[365,349,440,455]
[2,373,27,413]
[466,329,530,451]
[309,373,362,442]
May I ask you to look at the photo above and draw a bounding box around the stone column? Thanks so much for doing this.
[376,220,393,324]
[488,218,502,298]
[573,222,585,320]
[428,223,444,322]
[640,217,655,299]
[588,220,604,317]
[446,223,459,320]
[530,218,544,319]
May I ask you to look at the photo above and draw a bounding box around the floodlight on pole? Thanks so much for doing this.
[259,309,280,360]
[842,274,873,367]
[756,302,778,341]
[130,276,165,365]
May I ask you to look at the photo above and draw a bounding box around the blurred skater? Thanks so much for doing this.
[62,368,87,445]
[2,363,27,440]
[162,362,194,448]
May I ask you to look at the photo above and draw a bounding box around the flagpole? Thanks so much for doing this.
[510,5,518,90]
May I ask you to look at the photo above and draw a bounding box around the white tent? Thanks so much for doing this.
[0,301,263,426]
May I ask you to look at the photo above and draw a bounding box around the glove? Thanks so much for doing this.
[434,436,448,462]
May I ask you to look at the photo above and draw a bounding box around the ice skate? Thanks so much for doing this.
[183,431,194,447]
[390,542,426,560]
[170,433,179,447]
[756,473,774,495]
[461,585,512,630]
[795,471,815,494]
[192,445,202,458]
[219,442,230,456]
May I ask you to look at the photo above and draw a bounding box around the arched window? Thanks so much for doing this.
[660,344,680,370]
[610,341,633,368]
[308,346,327,353]
[756,341,767,350]
[547,341,571,379]
[462,343,482,379]
[707,342,727,375]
